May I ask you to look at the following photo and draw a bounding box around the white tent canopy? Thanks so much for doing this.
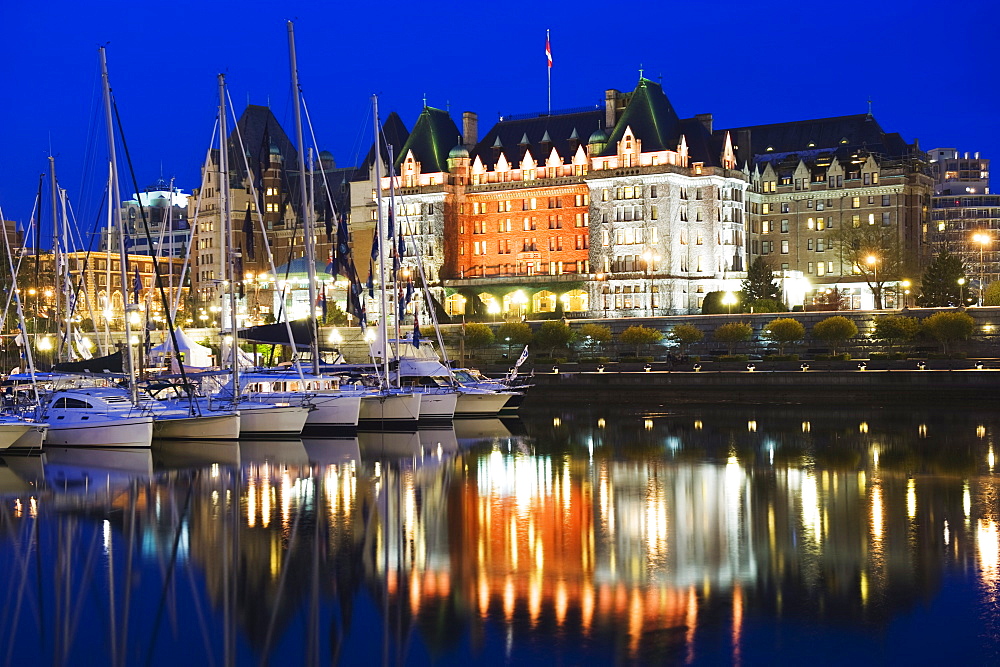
[148,329,213,368]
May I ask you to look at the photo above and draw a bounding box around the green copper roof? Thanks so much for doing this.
[394,106,461,173]
[601,78,680,156]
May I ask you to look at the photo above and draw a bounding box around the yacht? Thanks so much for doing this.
[40,387,154,448]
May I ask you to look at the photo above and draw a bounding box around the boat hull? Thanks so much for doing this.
[255,393,362,431]
[44,416,154,448]
[152,413,241,440]
[358,393,422,428]
[0,422,36,450]
[8,423,48,450]
[454,391,513,419]
[414,390,458,423]
[235,404,309,438]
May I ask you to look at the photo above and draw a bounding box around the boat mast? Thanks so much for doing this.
[373,95,390,386]
[99,46,138,404]
[48,157,62,354]
[287,20,321,377]
[218,73,240,399]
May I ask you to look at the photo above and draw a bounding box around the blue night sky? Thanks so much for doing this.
[1,1,997,234]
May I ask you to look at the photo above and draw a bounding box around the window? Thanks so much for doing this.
[852,214,861,228]
[780,219,789,233]
[650,185,658,197]
[781,202,790,213]
[882,195,890,206]
[651,206,658,220]
[816,201,825,211]
[807,262,814,274]
[872,172,879,184]
[817,262,826,276]
[762,220,772,233]
[762,203,771,214]
[781,240,789,254]
[807,200,813,209]
[882,212,891,226]
[851,197,861,209]
[807,239,814,251]
[863,173,871,185]
[816,217,825,231]
[817,238,825,252]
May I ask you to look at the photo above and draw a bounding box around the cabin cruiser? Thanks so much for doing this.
[40,387,154,448]
[231,371,363,432]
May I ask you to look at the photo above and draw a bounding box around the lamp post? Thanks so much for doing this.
[900,280,911,309]
[866,254,879,309]
[973,233,991,305]
[722,291,737,316]
[958,277,967,306]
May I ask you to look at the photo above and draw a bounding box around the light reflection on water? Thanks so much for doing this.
[0,405,997,664]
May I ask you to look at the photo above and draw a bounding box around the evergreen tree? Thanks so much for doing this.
[742,257,781,302]
[916,250,968,307]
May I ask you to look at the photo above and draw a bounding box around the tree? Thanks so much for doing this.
[764,317,805,355]
[576,323,611,356]
[533,320,572,357]
[463,322,494,351]
[747,298,784,313]
[922,311,975,354]
[668,324,703,357]
[983,281,1000,306]
[618,325,663,356]
[811,315,858,355]
[713,322,752,356]
[702,290,743,315]
[497,321,532,357]
[742,257,781,301]
[871,315,921,351]
[917,250,968,307]
[837,222,906,309]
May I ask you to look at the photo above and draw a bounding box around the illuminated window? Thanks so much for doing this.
[852,197,861,208]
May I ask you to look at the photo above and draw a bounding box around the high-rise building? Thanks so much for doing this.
[928,148,996,294]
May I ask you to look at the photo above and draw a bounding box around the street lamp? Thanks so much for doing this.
[973,233,991,305]
[900,280,911,309]
[866,255,879,308]
[958,277,967,306]
[722,291,737,316]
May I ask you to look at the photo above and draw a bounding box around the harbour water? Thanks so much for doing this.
[0,403,998,665]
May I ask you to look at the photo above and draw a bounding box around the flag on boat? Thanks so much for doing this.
[412,318,421,349]
[371,228,379,261]
[387,205,395,240]
[242,204,255,261]
[318,286,328,320]
[234,250,245,298]
[366,260,375,298]
[545,32,552,68]
[73,330,92,360]
[507,345,530,381]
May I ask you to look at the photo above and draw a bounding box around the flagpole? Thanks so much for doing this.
[546,29,551,115]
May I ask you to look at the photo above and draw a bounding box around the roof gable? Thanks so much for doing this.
[394,106,461,174]
[602,78,680,156]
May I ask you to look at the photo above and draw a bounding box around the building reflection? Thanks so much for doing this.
[0,408,999,662]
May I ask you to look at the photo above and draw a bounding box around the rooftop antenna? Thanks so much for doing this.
[639,63,644,79]
[423,92,428,108]
[867,97,873,119]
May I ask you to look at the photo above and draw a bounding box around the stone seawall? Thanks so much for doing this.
[523,369,1000,404]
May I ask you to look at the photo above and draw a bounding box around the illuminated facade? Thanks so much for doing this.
[928,148,997,292]
[735,115,932,309]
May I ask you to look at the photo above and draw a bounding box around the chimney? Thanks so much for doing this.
[605,89,621,129]
[462,112,478,149]
[694,113,713,134]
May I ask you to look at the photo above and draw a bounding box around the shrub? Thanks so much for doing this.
[871,315,921,350]
[534,320,573,356]
[811,316,858,355]
[619,325,664,355]
[668,324,703,356]
[763,318,806,356]
[764,354,801,361]
[463,322,495,350]
[922,311,975,354]
[716,354,749,362]
[713,322,753,355]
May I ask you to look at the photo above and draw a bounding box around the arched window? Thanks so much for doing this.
[533,290,556,313]
[445,293,467,317]
[563,289,588,312]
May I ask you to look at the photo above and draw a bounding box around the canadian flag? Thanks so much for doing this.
[545,33,552,68]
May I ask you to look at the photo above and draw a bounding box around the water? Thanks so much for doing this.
[0,404,998,665]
